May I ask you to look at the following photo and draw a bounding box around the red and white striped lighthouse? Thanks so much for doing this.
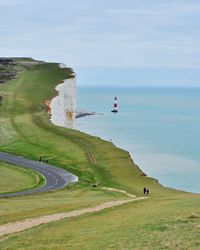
[111,96,118,113]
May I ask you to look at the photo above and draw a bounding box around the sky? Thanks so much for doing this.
[1,0,200,86]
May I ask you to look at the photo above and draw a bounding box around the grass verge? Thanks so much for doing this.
[0,162,44,194]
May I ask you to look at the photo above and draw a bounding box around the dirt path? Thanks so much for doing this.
[0,189,147,237]
[101,187,137,198]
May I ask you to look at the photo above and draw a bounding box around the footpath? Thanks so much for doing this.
[0,188,147,237]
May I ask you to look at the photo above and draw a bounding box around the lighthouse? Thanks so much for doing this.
[111,96,118,113]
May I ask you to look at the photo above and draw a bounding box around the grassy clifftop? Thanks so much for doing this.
[0,57,165,195]
[0,58,199,249]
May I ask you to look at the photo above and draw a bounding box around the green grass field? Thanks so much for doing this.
[0,162,43,194]
[0,58,199,249]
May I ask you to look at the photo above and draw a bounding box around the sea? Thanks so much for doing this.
[76,87,200,193]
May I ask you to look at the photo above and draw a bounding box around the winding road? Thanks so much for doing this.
[0,152,78,198]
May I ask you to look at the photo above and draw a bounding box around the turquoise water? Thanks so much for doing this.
[76,87,200,193]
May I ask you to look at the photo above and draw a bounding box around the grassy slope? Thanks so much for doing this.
[0,59,167,195]
[0,59,136,224]
[0,162,43,194]
[0,58,199,249]
[1,196,200,249]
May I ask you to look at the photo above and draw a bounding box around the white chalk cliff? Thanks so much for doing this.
[50,64,76,129]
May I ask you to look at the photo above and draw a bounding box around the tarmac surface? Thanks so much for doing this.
[0,152,78,198]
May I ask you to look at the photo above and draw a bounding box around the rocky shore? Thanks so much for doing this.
[75,111,96,119]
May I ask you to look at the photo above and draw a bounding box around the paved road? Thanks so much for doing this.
[0,152,78,198]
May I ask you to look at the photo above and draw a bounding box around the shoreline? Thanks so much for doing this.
[49,64,199,194]
[76,116,200,194]
[75,124,190,194]
[47,71,152,188]
[76,126,159,182]
[80,122,198,193]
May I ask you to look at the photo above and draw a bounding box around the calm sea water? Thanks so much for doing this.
[76,87,200,193]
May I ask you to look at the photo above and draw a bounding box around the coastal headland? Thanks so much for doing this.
[0,58,199,249]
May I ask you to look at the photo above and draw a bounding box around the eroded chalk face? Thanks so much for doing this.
[50,78,76,129]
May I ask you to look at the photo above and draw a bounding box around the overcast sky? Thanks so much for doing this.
[1,0,200,86]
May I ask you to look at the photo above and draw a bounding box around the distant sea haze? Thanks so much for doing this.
[77,87,200,193]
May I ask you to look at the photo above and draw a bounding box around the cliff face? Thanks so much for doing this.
[50,77,77,129]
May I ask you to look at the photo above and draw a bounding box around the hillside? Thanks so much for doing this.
[0,58,199,249]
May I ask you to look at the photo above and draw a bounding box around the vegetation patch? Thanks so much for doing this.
[0,58,16,84]
[0,58,199,249]
[0,162,44,194]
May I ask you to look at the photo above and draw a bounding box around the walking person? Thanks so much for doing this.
[143,187,146,195]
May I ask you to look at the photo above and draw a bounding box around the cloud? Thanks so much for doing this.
[0,0,27,7]
[1,0,200,69]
